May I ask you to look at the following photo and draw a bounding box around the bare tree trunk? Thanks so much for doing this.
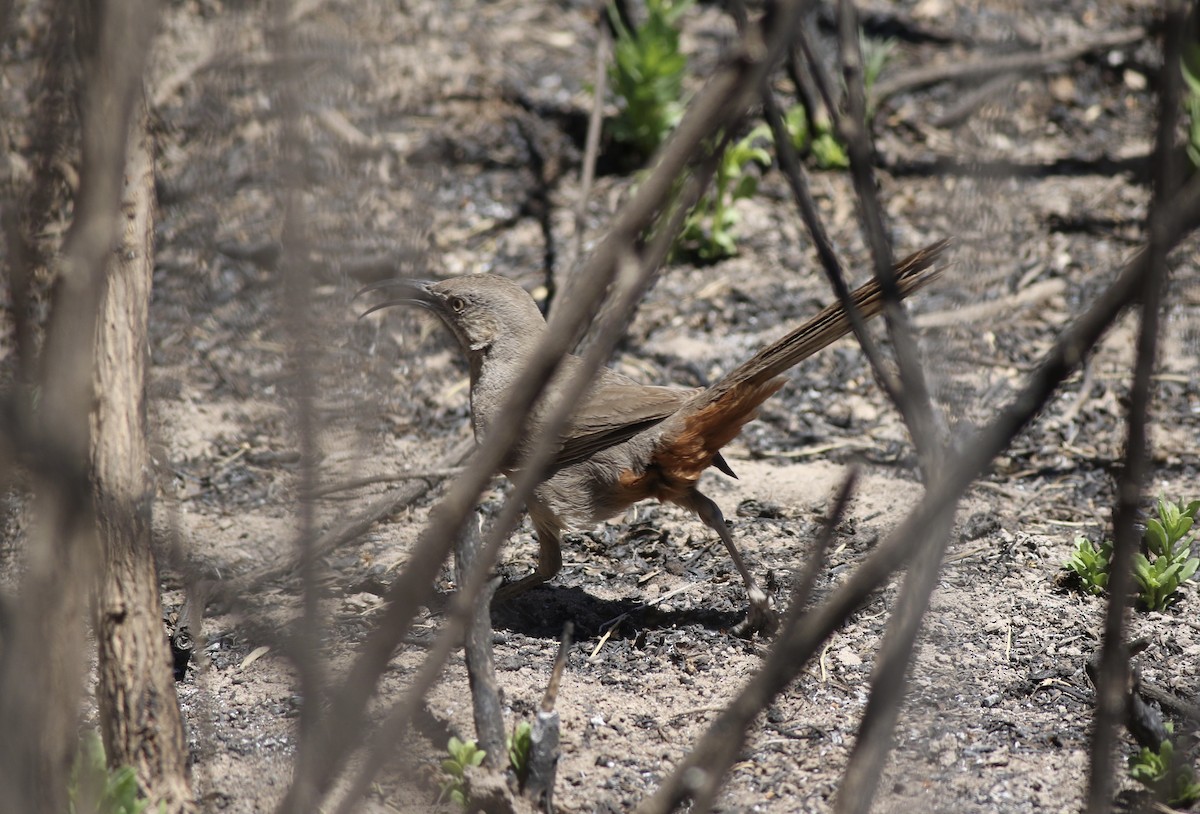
[0,0,164,810]
[0,470,97,811]
[90,102,193,811]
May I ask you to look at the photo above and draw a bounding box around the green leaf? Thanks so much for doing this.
[605,0,691,161]
[1184,40,1200,96]
[812,133,849,169]
[784,106,810,149]
[1180,557,1199,582]
[1145,519,1168,555]
[1173,515,1194,543]
[508,721,533,774]
[731,174,758,201]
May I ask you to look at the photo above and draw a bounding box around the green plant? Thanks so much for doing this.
[70,730,157,814]
[810,128,851,169]
[507,721,533,781]
[861,35,896,106]
[1134,497,1200,611]
[780,33,894,171]
[1065,535,1112,596]
[778,103,846,169]
[438,736,486,807]
[1129,725,1200,807]
[1183,29,1200,170]
[678,125,772,260]
[436,722,534,806]
[607,0,692,163]
[1062,499,1198,610]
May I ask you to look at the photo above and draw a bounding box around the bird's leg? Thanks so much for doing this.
[686,490,778,637]
[493,514,563,603]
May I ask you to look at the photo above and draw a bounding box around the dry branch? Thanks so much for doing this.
[827,5,951,807]
[871,27,1146,106]
[835,0,942,465]
[1085,8,1186,811]
[456,515,508,770]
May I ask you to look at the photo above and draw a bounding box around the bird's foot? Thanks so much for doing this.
[491,572,547,605]
[731,585,778,639]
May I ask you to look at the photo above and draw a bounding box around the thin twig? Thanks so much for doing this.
[569,22,610,277]
[790,469,858,614]
[456,517,507,770]
[1086,7,1185,812]
[759,88,904,410]
[872,27,1146,105]
[542,622,573,714]
[835,0,941,467]
[269,1,331,808]
[929,73,1018,129]
[307,468,467,498]
[825,6,953,808]
[526,622,574,811]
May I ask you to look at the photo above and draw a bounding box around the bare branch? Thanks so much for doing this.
[1086,6,1187,810]
[872,27,1146,107]
[835,0,941,464]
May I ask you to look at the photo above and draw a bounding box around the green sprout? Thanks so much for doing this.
[1129,725,1200,807]
[861,34,896,107]
[678,125,772,261]
[1183,22,1200,171]
[1062,498,1199,611]
[1134,497,1199,611]
[508,721,533,784]
[437,722,534,807]
[607,0,692,164]
[779,33,894,171]
[70,731,158,814]
[1065,535,1112,596]
[438,736,486,808]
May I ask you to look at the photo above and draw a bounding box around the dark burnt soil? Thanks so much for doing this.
[4,0,1200,811]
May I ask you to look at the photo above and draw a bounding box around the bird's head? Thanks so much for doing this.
[358,274,546,356]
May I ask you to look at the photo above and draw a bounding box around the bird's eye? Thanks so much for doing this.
[449,296,466,313]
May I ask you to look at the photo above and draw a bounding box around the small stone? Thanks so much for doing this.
[836,648,862,667]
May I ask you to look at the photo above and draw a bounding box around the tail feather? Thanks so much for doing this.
[649,238,950,490]
[702,238,948,401]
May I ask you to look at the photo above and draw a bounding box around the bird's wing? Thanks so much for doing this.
[553,383,696,469]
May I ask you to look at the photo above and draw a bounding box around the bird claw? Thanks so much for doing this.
[731,587,778,638]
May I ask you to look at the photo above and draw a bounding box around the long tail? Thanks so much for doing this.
[644,238,951,500]
[722,237,951,393]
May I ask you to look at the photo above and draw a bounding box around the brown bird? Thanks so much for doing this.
[362,239,949,634]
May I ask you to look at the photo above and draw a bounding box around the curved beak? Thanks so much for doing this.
[355,279,440,319]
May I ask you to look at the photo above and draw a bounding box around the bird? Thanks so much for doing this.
[361,238,949,634]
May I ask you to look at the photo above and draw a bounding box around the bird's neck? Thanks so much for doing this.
[467,337,538,443]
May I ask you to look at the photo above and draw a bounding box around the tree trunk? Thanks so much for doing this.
[90,103,193,811]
